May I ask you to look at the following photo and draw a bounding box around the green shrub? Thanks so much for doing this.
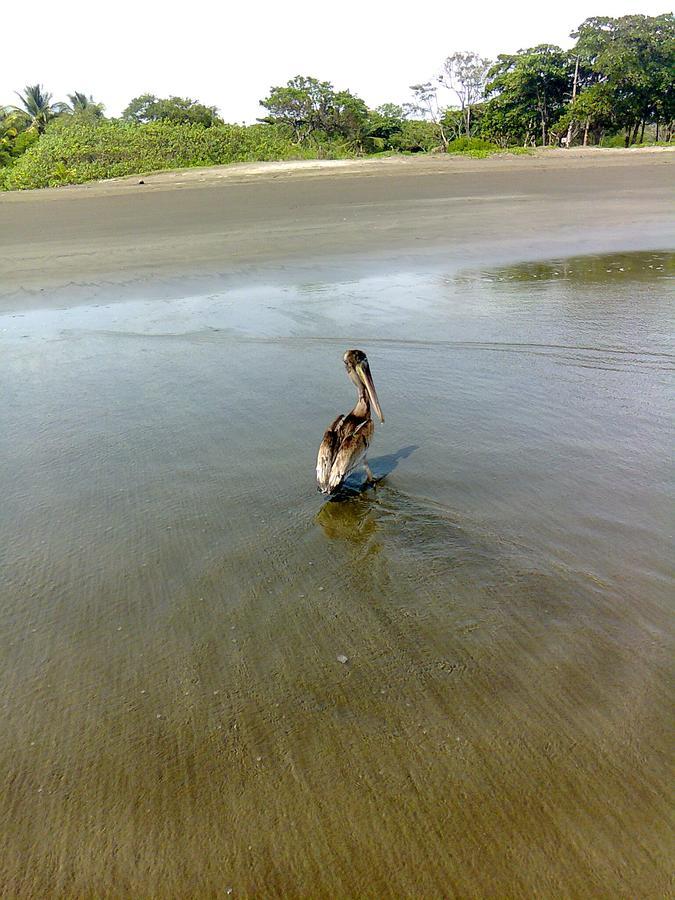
[389,120,440,153]
[0,117,548,192]
[599,132,672,147]
[1,120,357,190]
[0,123,39,168]
[446,136,499,154]
[599,132,627,147]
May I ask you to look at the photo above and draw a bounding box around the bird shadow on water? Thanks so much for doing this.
[328,444,419,502]
[313,444,602,632]
[369,444,419,483]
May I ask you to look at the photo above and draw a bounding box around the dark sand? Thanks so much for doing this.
[1,152,674,899]
[1,149,673,305]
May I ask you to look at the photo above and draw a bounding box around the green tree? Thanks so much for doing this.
[388,119,440,153]
[66,92,105,121]
[440,106,469,142]
[260,77,324,142]
[12,84,65,134]
[0,107,39,166]
[122,94,221,127]
[482,45,573,146]
[553,82,616,146]
[367,104,406,149]
[260,76,369,146]
[0,109,20,165]
[572,14,675,144]
[375,103,406,121]
[331,90,370,148]
[122,94,158,124]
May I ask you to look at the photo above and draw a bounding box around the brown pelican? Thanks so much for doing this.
[316,349,384,495]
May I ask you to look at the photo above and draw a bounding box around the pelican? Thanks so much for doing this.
[316,349,384,495]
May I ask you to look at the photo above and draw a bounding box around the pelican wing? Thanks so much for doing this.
[326,419,373,493]
[316,415,345,493]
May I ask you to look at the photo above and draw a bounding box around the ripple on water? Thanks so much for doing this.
[0,249,672,897]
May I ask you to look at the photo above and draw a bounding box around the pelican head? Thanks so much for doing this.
[343,349,384,423]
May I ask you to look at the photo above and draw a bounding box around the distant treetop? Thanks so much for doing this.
[122,94,222,127]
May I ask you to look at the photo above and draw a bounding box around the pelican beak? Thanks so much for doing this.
[357,362,384,423]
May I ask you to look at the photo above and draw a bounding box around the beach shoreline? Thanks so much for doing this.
[2,145,673,198]
[1,148,673,310]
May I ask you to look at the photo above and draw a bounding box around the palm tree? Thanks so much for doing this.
[0,105,40,165]
[1,106,25,141]
[13,84,65,134]
[66,91,105,119]
[0,108,19,164]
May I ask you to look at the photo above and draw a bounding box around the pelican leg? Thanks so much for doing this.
[363,461,375,486]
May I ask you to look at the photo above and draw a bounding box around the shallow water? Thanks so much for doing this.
[1,251,673,897]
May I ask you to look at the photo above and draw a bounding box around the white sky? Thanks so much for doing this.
[2,1,669,121]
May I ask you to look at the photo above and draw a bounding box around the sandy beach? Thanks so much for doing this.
[1,148,673,305]
[1,150,673,898]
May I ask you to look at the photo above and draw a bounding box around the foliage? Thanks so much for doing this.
[446,136,498,153]
[375,103,406,121]
[260,76,369,148]
[439,52,491,136]
[122,94,222,127]
[550,82,616,145]
[65,92,105,121]
[0,107,39,165]
[10,128,39,156]
[0,109,18,164]
[365,104,407,150]
[572,14,675,144]
[12,84,66,134]
[2,15,672,190]
[388,119,440,152]
[0,120,356,190]
[477,13,674,146]
[331,90,370,149]
[407,82,449,148]
[482,45,573,146]
[440,107,471,142]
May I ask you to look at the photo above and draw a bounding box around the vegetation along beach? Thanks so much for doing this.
[1,14,673,188]
[1,8,674,899]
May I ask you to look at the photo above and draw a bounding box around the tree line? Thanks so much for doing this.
[1,13,672,181]
[409,13,673,149]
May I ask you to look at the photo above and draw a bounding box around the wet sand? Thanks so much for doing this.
[1,154,674,898]
[1,149,673,305]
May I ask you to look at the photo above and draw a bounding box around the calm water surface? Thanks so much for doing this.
[1,251,673,897]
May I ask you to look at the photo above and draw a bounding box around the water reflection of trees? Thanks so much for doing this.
[458,251,673,287]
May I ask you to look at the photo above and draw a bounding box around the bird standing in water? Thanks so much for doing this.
[316,350,384,495]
